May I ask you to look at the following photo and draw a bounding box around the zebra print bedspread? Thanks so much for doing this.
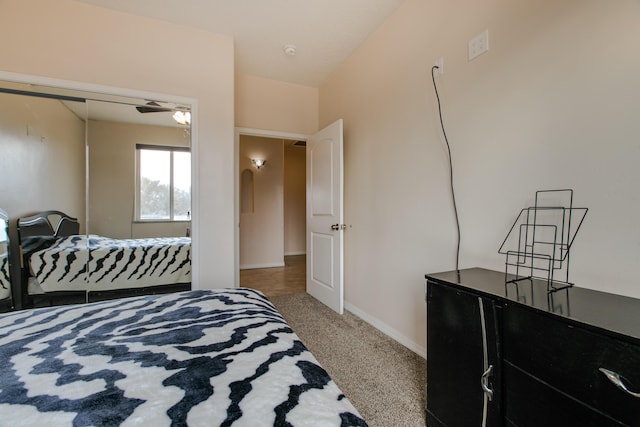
[0,251,9,301]
[0,289,367,426]
[28,234,191,293]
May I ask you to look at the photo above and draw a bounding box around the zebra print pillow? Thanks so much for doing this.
[0,289,367,426]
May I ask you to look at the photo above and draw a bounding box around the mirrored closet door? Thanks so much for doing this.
[0,79,192,309]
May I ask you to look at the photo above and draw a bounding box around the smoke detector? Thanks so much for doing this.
[283,44,297,56]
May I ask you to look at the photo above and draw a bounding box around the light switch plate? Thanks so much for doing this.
[468,30,489,61]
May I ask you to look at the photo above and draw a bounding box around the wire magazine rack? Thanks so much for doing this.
[498,189,588,293]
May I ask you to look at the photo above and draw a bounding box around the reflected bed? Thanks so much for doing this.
[0,208,11,309]
[18,211,191,307]
[29,234,191,293]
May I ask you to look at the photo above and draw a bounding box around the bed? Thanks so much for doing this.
[18,211,191,307]
[0,288,367,426]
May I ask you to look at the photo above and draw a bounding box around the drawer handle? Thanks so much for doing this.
[599,368,640,398]
[481,365,494,401]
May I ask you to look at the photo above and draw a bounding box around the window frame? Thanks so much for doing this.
[135,144,191,222]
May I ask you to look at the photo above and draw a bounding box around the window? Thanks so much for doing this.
[136,144,191,221]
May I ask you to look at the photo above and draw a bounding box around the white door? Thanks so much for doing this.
[306,119,344,314]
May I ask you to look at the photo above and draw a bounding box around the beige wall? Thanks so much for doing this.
[239,135,284,268]
[234,75,316,271]
[239,137,305,266]
[88,120,190,239]
[320,0,640,354]
[0,92,85,303]
[284,143,306,255]
[0,93,85,223]
[0,0,235,288]
[235,74,319,135]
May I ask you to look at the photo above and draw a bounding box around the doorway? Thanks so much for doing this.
[235,128,309,296]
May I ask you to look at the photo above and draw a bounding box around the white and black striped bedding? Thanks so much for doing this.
[0,288,367,426]
[0,252,9,301]
[28,234,191,293]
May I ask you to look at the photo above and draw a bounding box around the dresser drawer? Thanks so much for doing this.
[504,361,622,427]
[503,303,640,426]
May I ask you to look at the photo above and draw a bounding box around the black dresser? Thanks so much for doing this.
[425,268,640,427]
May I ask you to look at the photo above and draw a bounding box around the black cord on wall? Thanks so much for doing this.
[431,65,461,271]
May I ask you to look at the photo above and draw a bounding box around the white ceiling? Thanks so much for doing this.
[76,0,407,87]
[0,79,189,127]
[64,99,189,128]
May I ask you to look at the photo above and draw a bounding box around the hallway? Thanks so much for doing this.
[239,255,306,297]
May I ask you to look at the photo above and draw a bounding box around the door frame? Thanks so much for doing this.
[234,127,310,286]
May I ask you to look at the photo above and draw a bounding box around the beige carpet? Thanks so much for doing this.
[269,293,426,427]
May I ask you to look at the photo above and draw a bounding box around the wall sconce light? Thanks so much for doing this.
[252,158,267,169]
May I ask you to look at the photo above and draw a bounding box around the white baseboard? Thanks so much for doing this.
[284,251,306,256]
[240,262,285,270]
[345,302,426,359]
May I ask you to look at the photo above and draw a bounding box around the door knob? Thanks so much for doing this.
[331,224,346,230]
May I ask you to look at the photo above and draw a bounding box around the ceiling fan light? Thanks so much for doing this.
[173,110,191,125]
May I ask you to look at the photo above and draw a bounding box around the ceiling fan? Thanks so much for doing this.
[135,100,173,114]
[135,100,191,125]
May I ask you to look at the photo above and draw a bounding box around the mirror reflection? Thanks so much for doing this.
[0,209,11,312]
[0,81,192,309]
